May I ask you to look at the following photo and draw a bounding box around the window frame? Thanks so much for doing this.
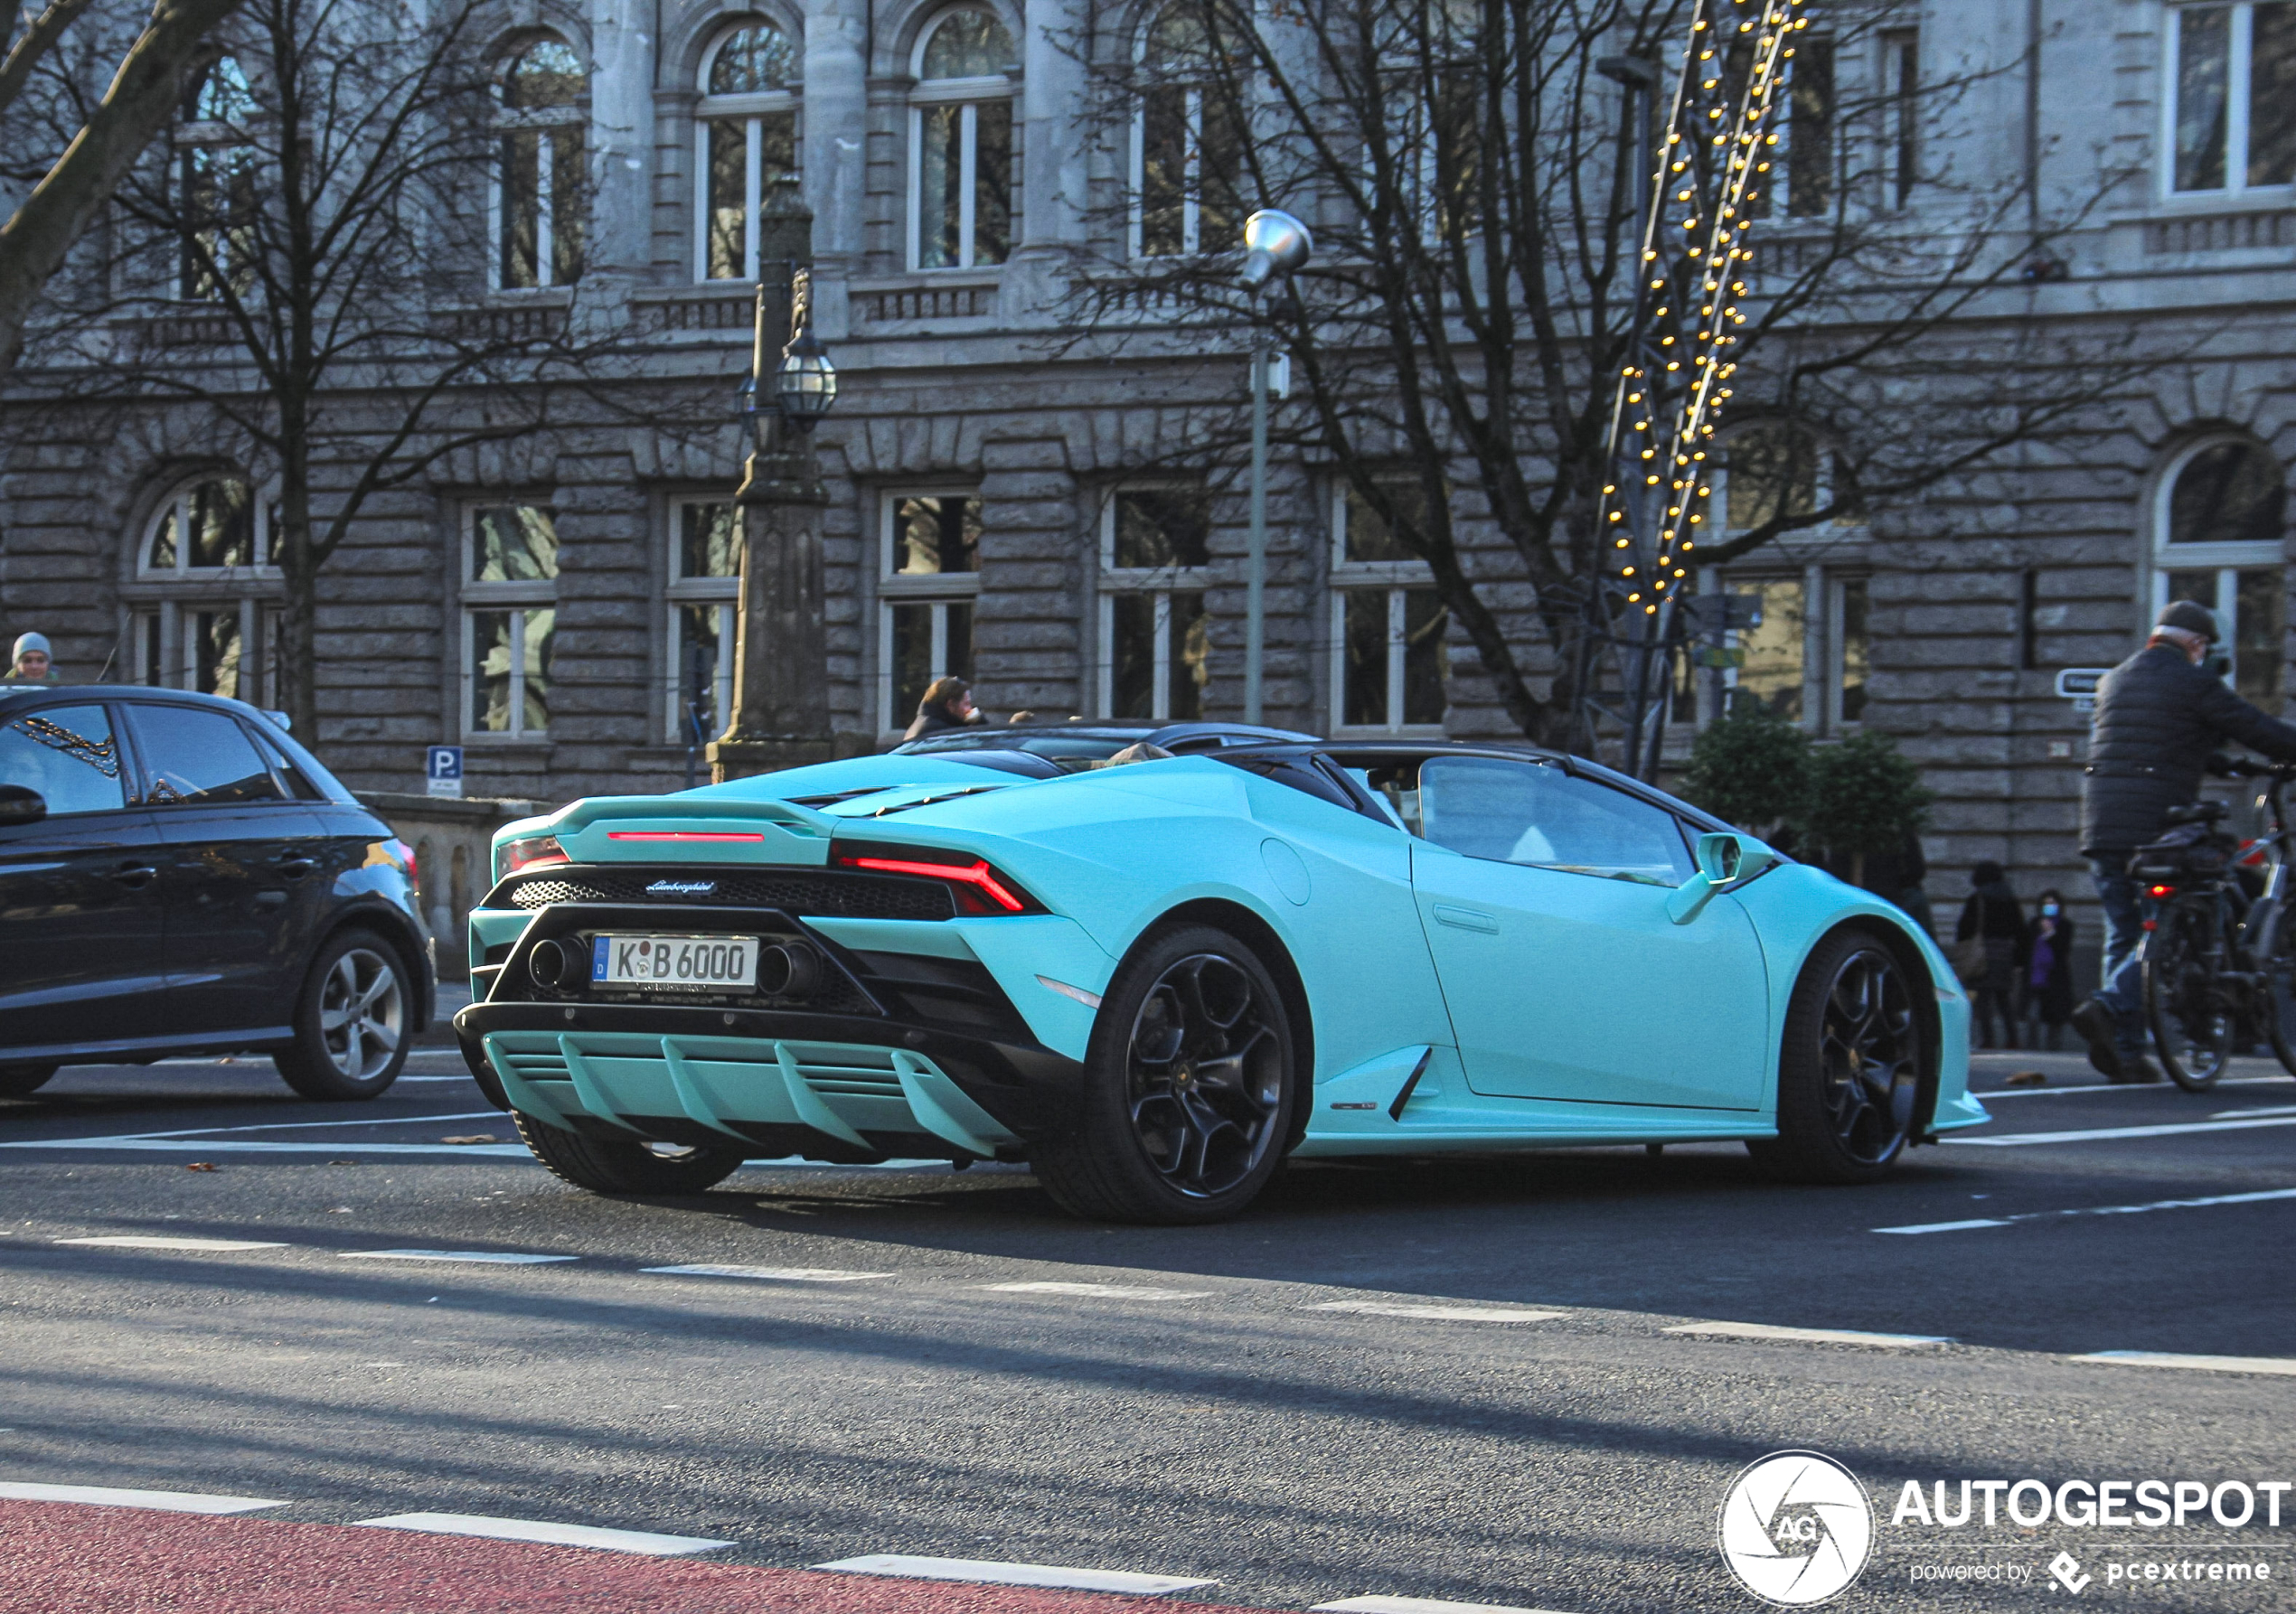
[664,495,742,744]
[2150,435,2288,700]
[879,490,984,733]
[129,475,280,705]
[1097,486,1212,718]
[174,62,259,305]
[460,501,560,742]
[908,6,1019,272]
[1328,483,1447,737]
[491,33,588,293]
[1705,565,1868,736]
[2158,0,2296,200]
[0,700,136,819]
[692,20,804,283]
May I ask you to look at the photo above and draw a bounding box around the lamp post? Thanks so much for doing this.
[708,199,842,784]
[1237,209,1311,727]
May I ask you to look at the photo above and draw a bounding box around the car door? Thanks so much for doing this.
[1407,755,1770,1111]
[121,700,325,1038]
[0,701,167,1058]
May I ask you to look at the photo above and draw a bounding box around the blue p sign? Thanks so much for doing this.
[426,746,464,798]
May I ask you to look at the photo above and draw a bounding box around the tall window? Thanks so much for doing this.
[911,7,1018,270]
[2167,2,2296,194]
[1880,28,1919,209]
[1784,34,1836,217]
[881,493,981,729]
[131,474,278,701]
[1100,488,1211,718]
[696,21,801,282]
[2154,437,2287,705]
[464,504,559,738]
[1331,483,1447,733]
[1134,5,1242,258]
[1713,572,1868,731]
[495,35,586,289]
[667,499,740,744]
[176,56,258,301]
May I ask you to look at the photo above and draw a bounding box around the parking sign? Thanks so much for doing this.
[426,745,464,799]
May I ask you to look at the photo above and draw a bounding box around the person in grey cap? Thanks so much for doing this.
[2072,599,2296,1081]
[5,632,57,684]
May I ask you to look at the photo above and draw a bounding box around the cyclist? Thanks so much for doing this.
[2075,600,2296,1082]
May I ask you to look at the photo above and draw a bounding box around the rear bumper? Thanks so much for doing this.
[453,999,1084,1161]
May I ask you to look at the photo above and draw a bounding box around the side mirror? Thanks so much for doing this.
[1667,831,1778,925]
[0,784,47,827]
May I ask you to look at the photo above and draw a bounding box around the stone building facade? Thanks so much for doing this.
[2,0,2293,962]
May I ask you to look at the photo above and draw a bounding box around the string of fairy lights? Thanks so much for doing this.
[1597,0,1802,616]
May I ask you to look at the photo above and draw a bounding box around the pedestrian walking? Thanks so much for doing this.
[2022,889,2075,1051]
[5,632,58,684]
[2075,600,2296,1082]
[901,675,983,741]
[1856,826,1935,938]
[1956,861,2029,1050]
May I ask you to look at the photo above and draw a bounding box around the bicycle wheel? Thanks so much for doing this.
[2254,900,2296,1078]
[2144,903,2234,1091]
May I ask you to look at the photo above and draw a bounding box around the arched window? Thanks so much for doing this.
[176,56,258,301]
[129,474,280,701]
[695,18,802,281]
[495,34,586,289]
[910,6,1018,270]
[2155,436,2289,704]
[1134,5,1242,257]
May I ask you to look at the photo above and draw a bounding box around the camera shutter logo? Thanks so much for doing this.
[1717,1450,1874,1606]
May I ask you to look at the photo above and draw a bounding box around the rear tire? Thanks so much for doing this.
[1747,931,1923,1185]
[2253,901,2296,1079]
[1032,924,1298,1225]
[2143,906,2231,1092]
[513,1111,746,1196]
[0,1063,59,1098]
[275,929,413,1101]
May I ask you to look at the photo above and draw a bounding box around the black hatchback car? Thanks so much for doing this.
[0,686,432,1100]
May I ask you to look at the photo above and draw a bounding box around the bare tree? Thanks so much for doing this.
[31,0,662,736]
[1059,0,2149,766]
[0,0,245,377]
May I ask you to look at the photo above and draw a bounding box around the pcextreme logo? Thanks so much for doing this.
[1718,1450,1876,1606]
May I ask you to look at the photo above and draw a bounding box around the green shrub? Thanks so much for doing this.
[1678,702,1811,835]
[1799,728,1933,884]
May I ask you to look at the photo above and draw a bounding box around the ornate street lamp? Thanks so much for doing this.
[1238,208,1311,725]
[775,324,838,427]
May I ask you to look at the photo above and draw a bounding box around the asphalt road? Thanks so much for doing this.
[3,1044,2293,1612]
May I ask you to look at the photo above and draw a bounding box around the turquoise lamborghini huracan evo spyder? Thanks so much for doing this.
[454,733,1984,1224]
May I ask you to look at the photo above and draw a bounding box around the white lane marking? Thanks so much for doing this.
[354,1512,733,1554]
[643,1264,891,1282]
[1975,1074,2290,1097]
[982,1281,1213,1300]
[1665,1321,1952,1347]
[1944,1115,2296,1147]
[0,1138,533,1158]
[2214,1104,2296,1119]
[1877,1186,2296,1234]
[1314,1598,1579,1614]
[54,1112,504,1140]
[338,1250,575,1265]
[814,1554,1216,1595]
[54,1236,289,1253]
[0,1481,286,1514]
[1308,1301,1567,1323]
[2073,1350,2296,1377]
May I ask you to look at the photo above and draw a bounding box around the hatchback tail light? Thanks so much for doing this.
[830,838,1042,915]
[499,834,569,879]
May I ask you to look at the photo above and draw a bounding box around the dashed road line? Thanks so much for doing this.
[1945,1115,2296,1147]
[1664,1321,1951,1348]
[643,1264,891,1282]
[983,1281,1214,1300]
[814,1553,1217,1595]
[2215,1104,2296,1119]
[1876,1186,2296,1234]
[1306,1301,1566,1323]
[0,1482,285,1514]
[55,1236,289,1253]
[337,1249,576,1265]
[353,1511,733,1554]
[1314,1598,1578,1614]
[2071,1350,2296,1376]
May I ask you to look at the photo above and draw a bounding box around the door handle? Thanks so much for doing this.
[1432,904,1500,934]
[276,857,319,879]
[108,863,158,888]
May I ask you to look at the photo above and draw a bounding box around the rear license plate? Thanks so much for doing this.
[590,934,758,991]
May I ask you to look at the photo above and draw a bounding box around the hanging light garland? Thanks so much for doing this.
[1596,0,1802,615]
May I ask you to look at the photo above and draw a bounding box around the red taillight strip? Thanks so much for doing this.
[606,830,767,842]
[842,854,1027,914]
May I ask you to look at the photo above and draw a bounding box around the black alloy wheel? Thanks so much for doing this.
[2143,905,2232,1091]
[1034,924,1298,1225]
[1750,931,1923,1184]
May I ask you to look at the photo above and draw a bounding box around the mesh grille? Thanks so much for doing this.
[505,868,955,921]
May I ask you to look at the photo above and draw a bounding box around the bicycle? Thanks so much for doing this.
[2135,758,2296,1091]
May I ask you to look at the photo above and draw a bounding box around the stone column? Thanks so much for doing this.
[804,0,869,340]
[587,0,654,277]
[1006,0,1087,320]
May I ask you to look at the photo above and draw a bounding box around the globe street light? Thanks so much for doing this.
[776,323,838,428]
[1239,209,1311,725]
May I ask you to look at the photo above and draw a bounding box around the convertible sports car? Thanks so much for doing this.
[454,734,1986,1223]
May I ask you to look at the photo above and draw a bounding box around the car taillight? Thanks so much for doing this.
[830,838,1041,915]
[500,834,569,877]
[395,839,419,888]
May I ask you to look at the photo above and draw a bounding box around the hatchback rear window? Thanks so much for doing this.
[126,704,285,805]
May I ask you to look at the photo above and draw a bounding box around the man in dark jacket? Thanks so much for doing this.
[2074,600,2296,1080]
